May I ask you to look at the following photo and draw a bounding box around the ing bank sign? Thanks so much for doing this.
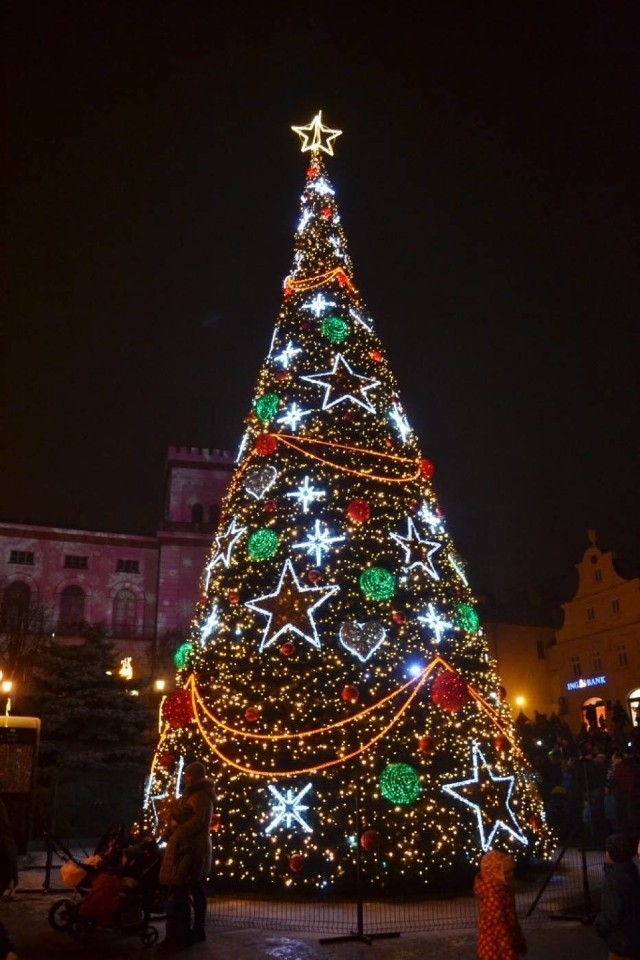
[566,674,607,692]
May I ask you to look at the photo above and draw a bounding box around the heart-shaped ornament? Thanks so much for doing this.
[244,465,277,500]
[339,621,387,662]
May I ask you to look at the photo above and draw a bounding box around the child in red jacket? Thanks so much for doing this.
[474,849,527,960]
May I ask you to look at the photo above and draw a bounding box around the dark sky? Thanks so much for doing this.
[3,2,639,601]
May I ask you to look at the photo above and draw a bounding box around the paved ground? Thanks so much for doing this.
[0,890,607,960]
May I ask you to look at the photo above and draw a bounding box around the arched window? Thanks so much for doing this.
[191,502,204,525]
[112,588,138,637]
[1,581,31,631]
[59,585,86,629]
[208,503,220,527]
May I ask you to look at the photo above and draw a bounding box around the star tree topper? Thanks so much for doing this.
[291,110,342,155]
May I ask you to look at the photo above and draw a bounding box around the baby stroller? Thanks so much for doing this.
[44,833,99,932]
[69,833,161,948]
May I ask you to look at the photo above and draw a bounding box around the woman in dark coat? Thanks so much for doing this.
[595,834,640,960]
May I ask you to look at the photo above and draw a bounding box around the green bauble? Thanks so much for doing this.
[456,603,480,633]
[254,393,280,422]
[359,567,396,601]
[173,641,193,670]
[248,528,279,561]
[379,763,421,805]
[321,315,349,343]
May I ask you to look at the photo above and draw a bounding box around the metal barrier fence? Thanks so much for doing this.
[20,840,605,935]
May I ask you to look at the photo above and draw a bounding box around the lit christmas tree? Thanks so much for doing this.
[144,112,552,894]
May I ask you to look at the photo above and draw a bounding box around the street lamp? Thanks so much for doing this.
[1,679,13,717]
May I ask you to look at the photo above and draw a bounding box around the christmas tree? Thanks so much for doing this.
[144,112,552,894]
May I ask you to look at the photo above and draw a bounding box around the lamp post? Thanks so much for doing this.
[1,679,13,717]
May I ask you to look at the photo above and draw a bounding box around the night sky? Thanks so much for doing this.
[3,2,639,603]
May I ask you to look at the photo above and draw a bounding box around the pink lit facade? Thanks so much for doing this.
[0,447,234,676]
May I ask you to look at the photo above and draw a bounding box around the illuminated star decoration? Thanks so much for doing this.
[303,293,336,317]
[245,559,338,651]
[310,176,335,196]
[277,402,311,432]
[285,476,326,513]
[199,604,220,645]
[205,517,247,585]
[297,209,312,233]
[349,307,373,332]
[292,111,342,155]
[390,517,441,580]
[389,402,412,442]
[292,519,346,566]
[147,756,185,826]
[302,353,380,414]
[448,552,469,586]
[265,783,313,834]
[418,603,453,644]
[442,742,528,851]
[273,340,302,369]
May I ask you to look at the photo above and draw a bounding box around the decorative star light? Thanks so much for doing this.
[206,517,247,581]
[418,603,453,643]
[390,517,441,580]
[297,209,312,233]
[277,402,311,432]
[329,236,345,258]
[265,783,313,834]
[200,604,220,645]
[419,502,444,533]
[389,402,412,442]
[273,340,303,369]
[147,756,185,825]
[442,742,528,851]
[302,293,336,317]
[235,432,249,464]
[449,552,469,586]
[285,476,326,513]
[245,558,338,651]
[292,519,346,566]
[348,307,373,331]
[292,111,342,156]
[301,353,380,414]
[310,176,335,196]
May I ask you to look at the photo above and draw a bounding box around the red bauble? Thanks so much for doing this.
[255,434,278,456]
[392,610,406,625]
[418,736,435,756]
[244,707,259,723]
[161,690,193,729]
[306,165,318,178]
[495,735,509,752]
[347,499,371,523]
[288,854,305,873]
[370,349,383,362]
[228,590,240,604]
[308,569,322,584]
[280,641,295,657]
[198,593,208,606]
[419,458,435,479]
[430,671,469,713]
[275,371,289,381]
[498,685,507,701]
[341,685,360,704]
[385,438,394,449]
[263,500,277,513]
[159,752,175,769]
[360,829,381,852]
[321,206,332,218]
[210,814,222,832]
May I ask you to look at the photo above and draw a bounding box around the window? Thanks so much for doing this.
[112,588,138,636]
[191,503,204,525]
[617,644,629,668]
[586,607,596,621]
[571,655,582,678]
[593,651,602,672]
[594,568,602,583]
[116,559,139,574]
[59,585,86,627]
[64,555,88,570]
[8,550,34,565]
[611,598,621,615]
[0,581,31,631]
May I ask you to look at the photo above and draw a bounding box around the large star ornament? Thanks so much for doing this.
[390,517,441,580]
[442,742,528,850]
[291,111,342,155]
[301,353,380,414]
[245,559,338,652]
[205,517,246,586]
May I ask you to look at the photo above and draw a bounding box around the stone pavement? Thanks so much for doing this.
[0,891,607,960]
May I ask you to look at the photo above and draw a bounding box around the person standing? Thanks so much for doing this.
[0,799,18,898]
[474,849,527,960]
[167,761,215,947]
[594,834,640,960]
